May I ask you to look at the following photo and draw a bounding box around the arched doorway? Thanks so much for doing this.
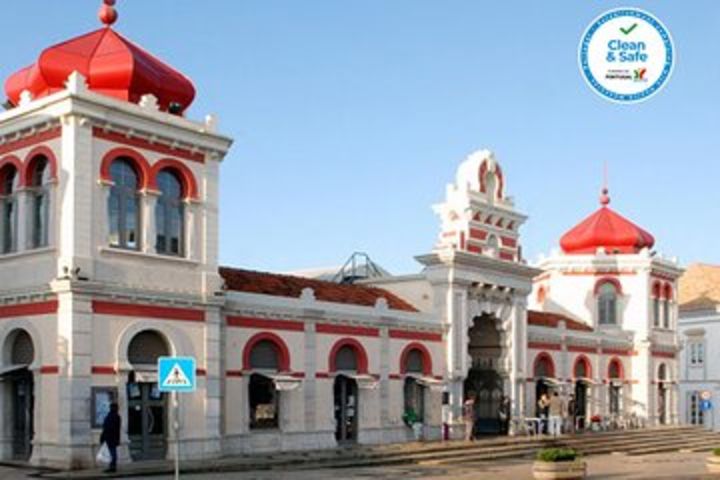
[247,339,283,430]
[403,348,427,425]
[464,313,504,435]
[573,357,591,430]
[333,345,360,444]
[658,363,668,425]
[533,353,555,433]
[126,330,169,461]
[607,359,623,416]
[2,330,35,460]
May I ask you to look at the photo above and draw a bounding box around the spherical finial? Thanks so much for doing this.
[600,187,610,206]
[99,0,118,26]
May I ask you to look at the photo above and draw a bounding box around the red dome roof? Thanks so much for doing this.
[559,189,655,255]
[5,22,195,114]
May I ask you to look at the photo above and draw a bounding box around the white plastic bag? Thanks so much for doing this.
[96,442,111,466]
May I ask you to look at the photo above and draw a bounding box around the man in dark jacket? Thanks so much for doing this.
[100,403,121,473]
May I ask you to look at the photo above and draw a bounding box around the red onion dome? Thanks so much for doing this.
[559,189,655,255]
[5,3,195,114]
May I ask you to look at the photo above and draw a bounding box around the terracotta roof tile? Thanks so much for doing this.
[219,267,418,312]
[528,310,593,332]
[679,263,720,309]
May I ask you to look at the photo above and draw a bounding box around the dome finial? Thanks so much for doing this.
[599,161,610,206]
[99,0,118,27]
[600,187,610,206]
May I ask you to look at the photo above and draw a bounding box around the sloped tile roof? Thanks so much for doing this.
[528,310,593,332]
[219,267,418,312]
[679,263,720,310]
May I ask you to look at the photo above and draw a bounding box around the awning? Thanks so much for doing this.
[537,377,565,386]
[133,370,158,383]
[268,374,302,392]
[417,376,445,392]
[0,364,28,376]
[347,374,379,390]
[575,377,599,385]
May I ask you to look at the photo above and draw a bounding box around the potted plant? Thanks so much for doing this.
[589,415,602,431]
[402,408,423,441]
[706,448,720,473]
[532,447,586,480]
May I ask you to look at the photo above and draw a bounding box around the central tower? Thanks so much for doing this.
[417,149,540,435]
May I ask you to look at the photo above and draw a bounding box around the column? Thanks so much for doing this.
[203,306,223,457]
[378,326,391,438]
[52,285,94,468]
[16,189,30,251]
[141,191,159,254]
[303,320,317,435]
[184,200,200,262]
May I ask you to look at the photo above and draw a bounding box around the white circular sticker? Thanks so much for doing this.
[579,8,674,103]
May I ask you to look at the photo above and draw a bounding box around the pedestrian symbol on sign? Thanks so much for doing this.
[162,363,192,389]
[158,356,196,393]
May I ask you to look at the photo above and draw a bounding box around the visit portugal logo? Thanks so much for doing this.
[579,8,674,103]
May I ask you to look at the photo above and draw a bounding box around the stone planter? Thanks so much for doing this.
[706,455,720,474]
[532,460,587,480]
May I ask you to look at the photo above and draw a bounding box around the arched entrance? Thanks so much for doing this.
[608,359,623,416]
[464,313,504,435]
[533,353,555,433]
[573,357,591,430]
[126,330,169,461]
[658,363,668,425]
[2,330,35,460]
[333,345,360,444]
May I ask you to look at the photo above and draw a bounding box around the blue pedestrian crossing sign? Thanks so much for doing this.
[158,356,196,393]
[701,400,713,412]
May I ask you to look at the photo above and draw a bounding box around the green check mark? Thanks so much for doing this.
[620,23,638,35]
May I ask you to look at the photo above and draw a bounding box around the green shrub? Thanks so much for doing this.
[536,447,579,462]
[713,448,720,456]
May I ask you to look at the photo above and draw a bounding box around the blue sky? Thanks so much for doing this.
[3,1,719,274]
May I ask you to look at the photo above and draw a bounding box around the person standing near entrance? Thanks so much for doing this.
[548,391,565,437]
[537,392,550,435]
[100,403,121,473]
[498,395,511,435]
[463,393,476,441]
[567,394,577,434]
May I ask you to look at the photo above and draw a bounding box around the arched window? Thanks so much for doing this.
[155,170,184,256]
[335,346,358,372]
[127,330,169,367]
[248,341,280,430]
[0,165,19,253]
[662,284,672,329]
[405,349,424,375]
[28,156,52,249]
[248,340,280,371]
[574,357,590,379]
[608,359,622,379]
[652,282,661,328]
[10,330,34,366]
[108,159,141,250]
[597,282,618,325]
[533,353,555,378]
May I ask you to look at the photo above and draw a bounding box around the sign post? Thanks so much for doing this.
[158,356,197,480]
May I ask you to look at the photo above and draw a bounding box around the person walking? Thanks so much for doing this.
[100,402,121,473]
[463,393,476,441]
[548,391,565,437]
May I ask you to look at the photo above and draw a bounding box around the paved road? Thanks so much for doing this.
[1,451,717,479]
